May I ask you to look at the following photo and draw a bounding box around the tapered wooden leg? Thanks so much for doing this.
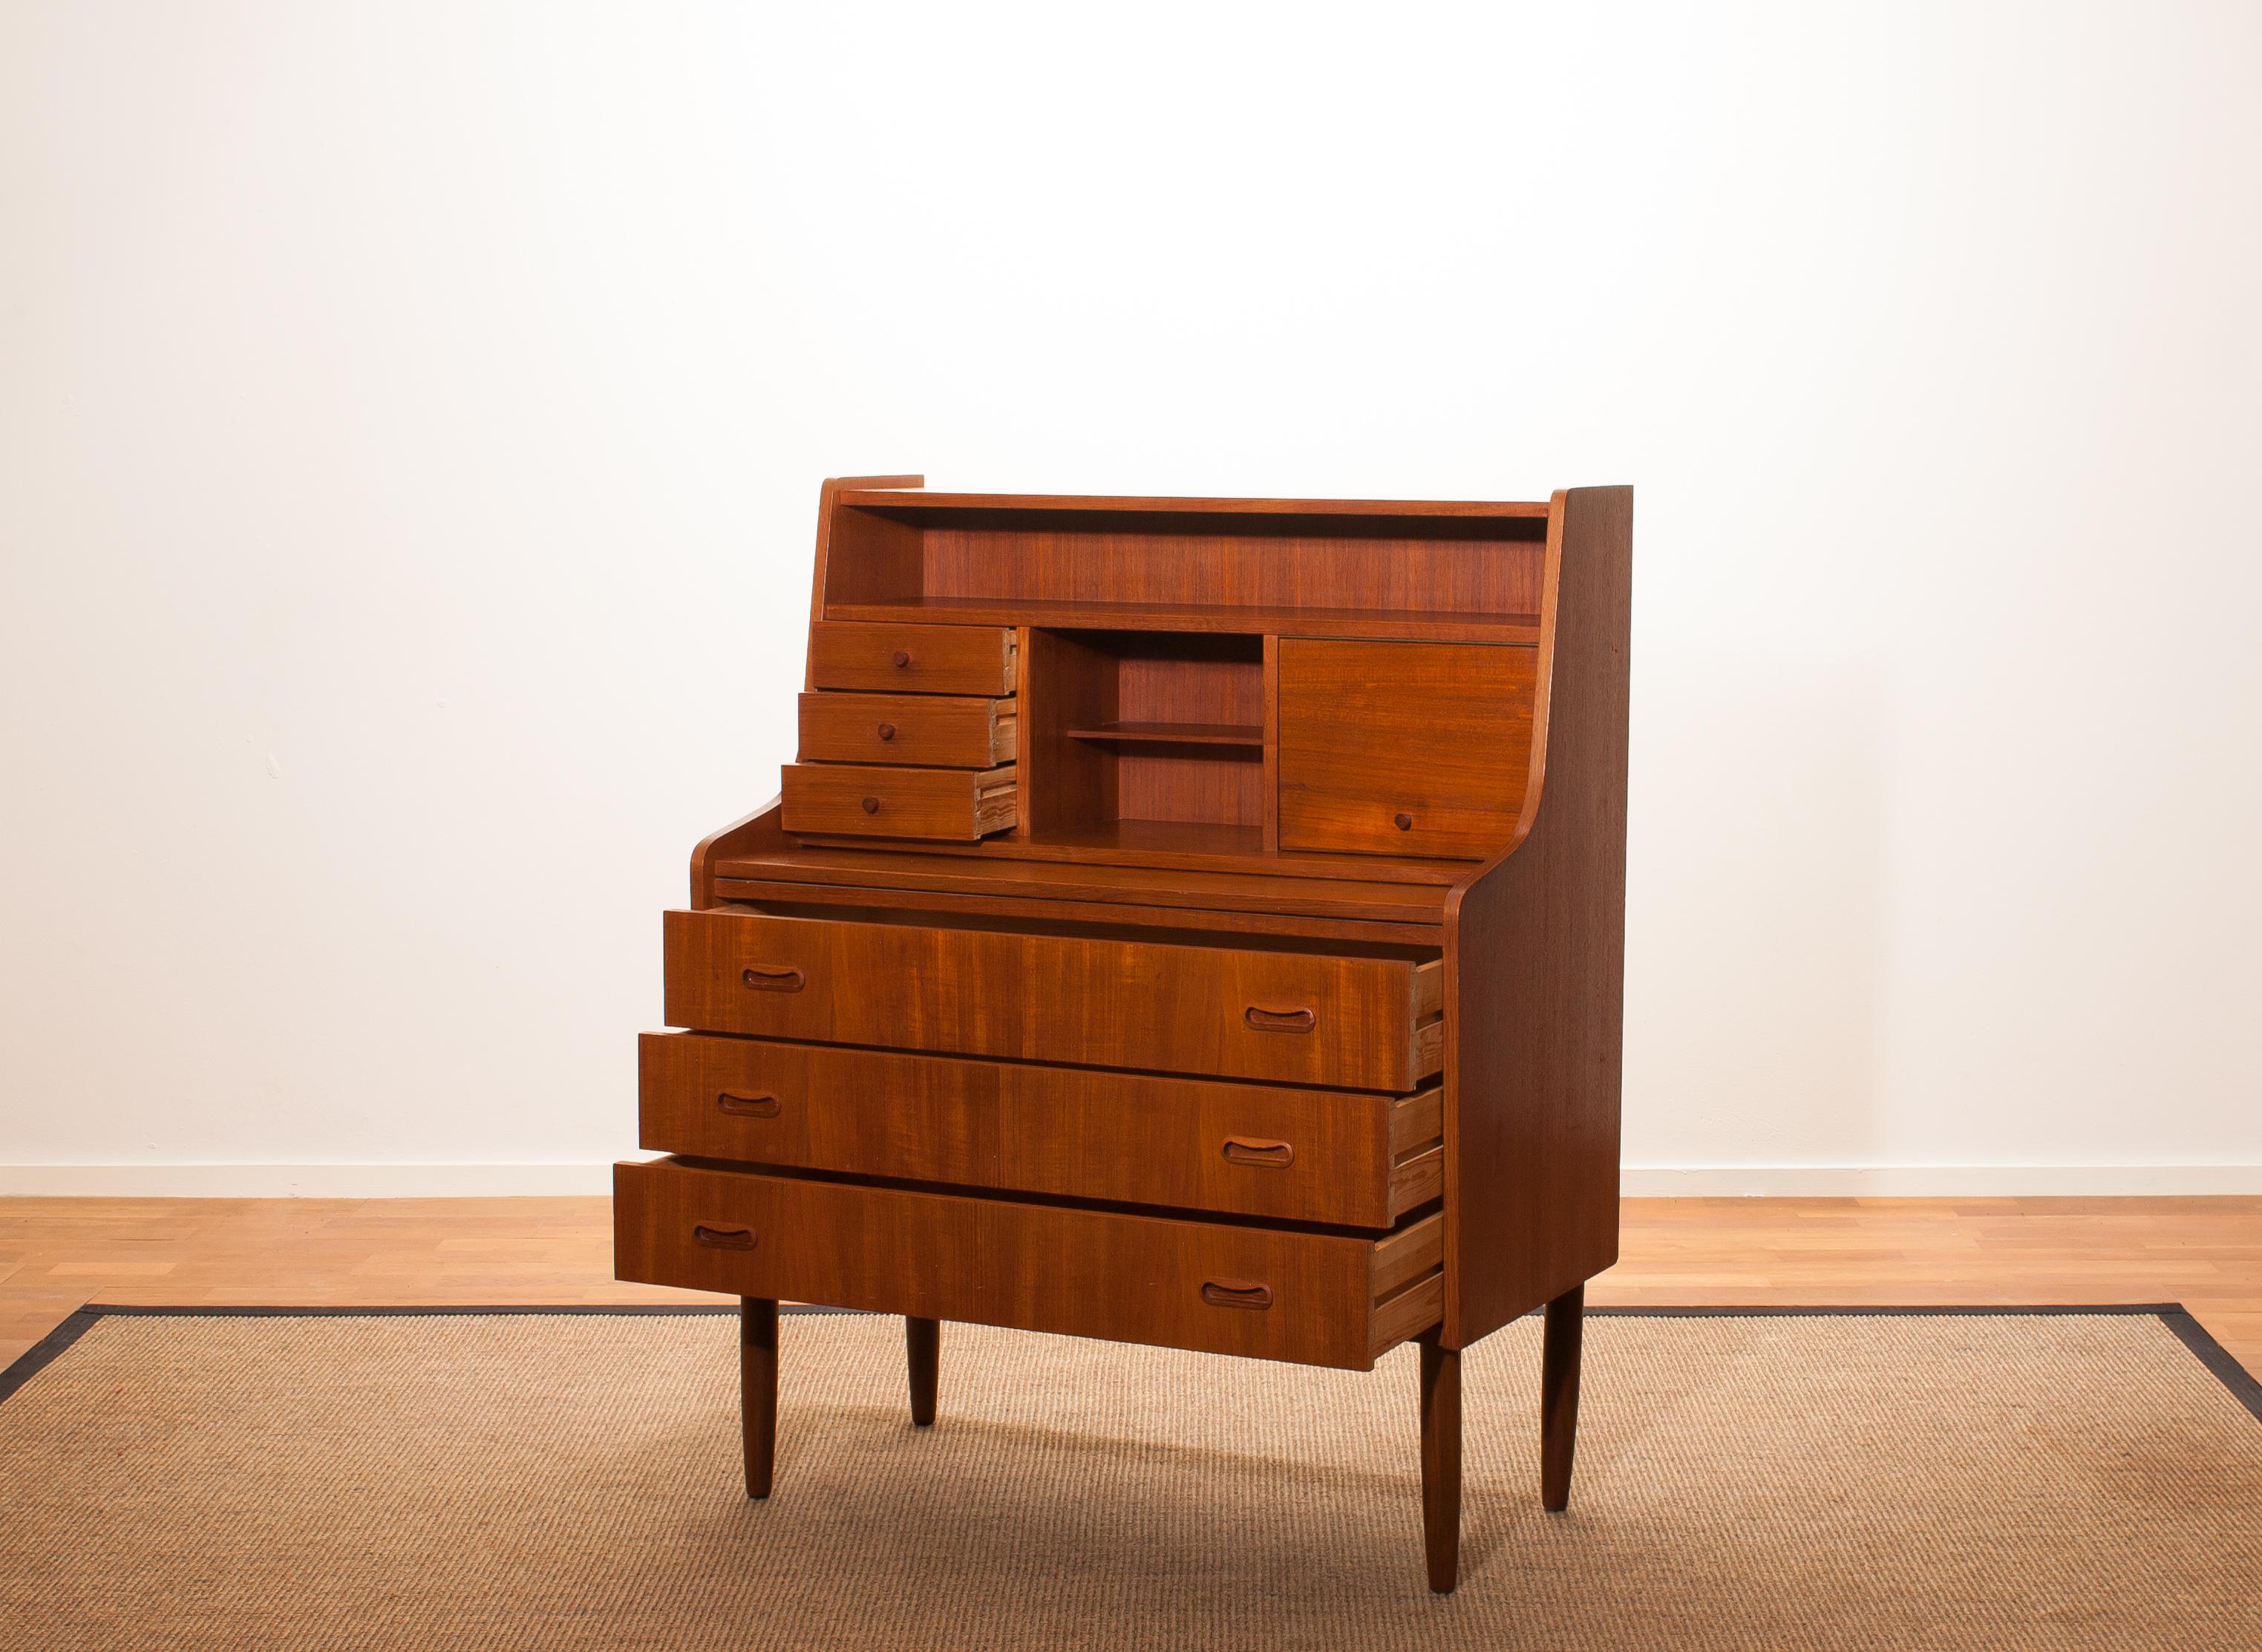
[1418,1330,1462,1594]
[1540,1282,1584,1512]
[906,1316,939,1426]
[741,1296,778,1499]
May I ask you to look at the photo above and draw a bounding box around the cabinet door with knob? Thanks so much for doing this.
[1275,639,1536,859]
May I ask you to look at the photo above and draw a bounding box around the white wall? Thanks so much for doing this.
[4,2,2258,1196]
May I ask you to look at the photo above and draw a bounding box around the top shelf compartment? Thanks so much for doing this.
[817,490,1551,645]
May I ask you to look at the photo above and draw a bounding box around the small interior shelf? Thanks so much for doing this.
[1065,722,1264,748]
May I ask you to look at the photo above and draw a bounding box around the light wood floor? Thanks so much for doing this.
[3,1195,2257,1375]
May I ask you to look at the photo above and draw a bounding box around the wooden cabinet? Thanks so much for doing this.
[615,476,1633,1593]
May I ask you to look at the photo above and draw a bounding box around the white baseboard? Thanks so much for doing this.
[1621,1164,2262,1197]
[0,1163,619,1198]
[1,1160,2257,1199]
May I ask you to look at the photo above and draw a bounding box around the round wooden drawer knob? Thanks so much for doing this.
[860,796,881,814]
[1394,812,1413,831]
[892,650,912,667]
[876,722,896,742]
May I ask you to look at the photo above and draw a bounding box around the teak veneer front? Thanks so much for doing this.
[640,1033,1443,1229]
[615,475,1634,1593]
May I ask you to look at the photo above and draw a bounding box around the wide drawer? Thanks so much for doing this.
[797,691,1017,768]
[780,761,1016,840]
[663,909,1444,1090]
[614,1158,1444,1370]
[808,621,1018,696]
[640,1033,1443,1229]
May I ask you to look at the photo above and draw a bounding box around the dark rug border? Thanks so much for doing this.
[4,1302,2257,1426]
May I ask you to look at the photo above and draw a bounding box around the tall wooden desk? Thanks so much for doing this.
[615,478,1632,1592]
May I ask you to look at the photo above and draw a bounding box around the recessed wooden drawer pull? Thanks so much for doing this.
[875,722,896,742]
[1221,1137,1295,1168]
[892,649,912,668]
[692,1224,756,1251]
[1244,1005,1315,1034]
[716,1091,781,1119]
[1200,1279,1273,1310]
[741,965,805,993]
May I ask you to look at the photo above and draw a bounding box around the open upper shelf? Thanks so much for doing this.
[817,486,1550,646]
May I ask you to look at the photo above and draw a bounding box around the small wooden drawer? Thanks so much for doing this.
[780,762,1016,840]
[663,908,1443,1091]
[1278,639,1537,859]
[614,1158,1443,1370]
[798,692,1017,768]
[809,621,1018,696]
[640,1033,1444,1230]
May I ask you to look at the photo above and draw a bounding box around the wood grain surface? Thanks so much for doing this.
[707,878,1444,948]
[1442,486,1632,1348]
[640,1033,1440,1229]
[820,597,1543,644]
[797,692,1016,768]
[914,520,1543,621]
[614,1159,1443,1370]
[1276,639,1537,859]
[705,843,1453,926]
[779,761,1016,840]
[808,621,1018,696]
[662,907,1441,1090]
[776,818,1472,884]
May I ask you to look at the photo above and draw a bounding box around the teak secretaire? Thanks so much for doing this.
[615,476,1632,1592]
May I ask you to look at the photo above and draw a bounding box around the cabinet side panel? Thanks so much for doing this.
[822,506,926,607]
[1442,486,1630,1348]
[1021,628,1118,834]
[690,799,785,910]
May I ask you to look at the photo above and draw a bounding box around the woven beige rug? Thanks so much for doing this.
[2,1306,2258,1651]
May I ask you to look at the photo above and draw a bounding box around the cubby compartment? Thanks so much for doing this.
[1023,630,1266,841]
